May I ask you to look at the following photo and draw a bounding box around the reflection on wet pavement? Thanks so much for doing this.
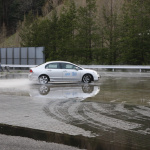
[30,84,100,100]
[0,74,150,150]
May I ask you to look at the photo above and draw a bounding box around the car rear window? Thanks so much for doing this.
[45,63,60,69]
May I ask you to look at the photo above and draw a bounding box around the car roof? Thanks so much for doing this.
[45,61,71,64]
[44,61,83,69]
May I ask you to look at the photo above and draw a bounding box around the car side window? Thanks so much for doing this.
[45,63,60,69]
[66,64,75,69]
[61,63,76,69]
[60,63,82,70]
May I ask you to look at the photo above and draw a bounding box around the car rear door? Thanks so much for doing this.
[45,63,63,81]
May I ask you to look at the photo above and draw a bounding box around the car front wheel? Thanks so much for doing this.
[39,75,49,84]
[39,85,50,95]
[82,74,92,83]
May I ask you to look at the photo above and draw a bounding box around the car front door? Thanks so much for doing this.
[45,63,63,81]
[61,63,81,81]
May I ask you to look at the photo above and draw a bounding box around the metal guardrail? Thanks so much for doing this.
[1,64,37,68]
[0,64,37,72]
[1,64,150,72]
[81,65,150,72]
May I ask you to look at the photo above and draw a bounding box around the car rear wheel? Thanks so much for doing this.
[39,75,49,84]
[82,74,92,83]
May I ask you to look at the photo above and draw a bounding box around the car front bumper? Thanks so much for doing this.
[93,74,100,81]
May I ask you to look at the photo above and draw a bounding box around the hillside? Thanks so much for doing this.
[0,0,123,48]
[1,0,150,65]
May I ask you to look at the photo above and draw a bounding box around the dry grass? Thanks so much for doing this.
[0,32,21,48]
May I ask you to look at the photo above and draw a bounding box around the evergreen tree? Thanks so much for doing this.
[20,11,35,47]
[20,1,77,62]
[0,0,2,25]
[20,15,53,60]
[19,0,150,65]
[0,22,7,47]
[0,0,46,36]
[76,0,99,64]
[57,0,77,62]
[47,9,59,60]
[119,0,150,64]
[102,0,120,65]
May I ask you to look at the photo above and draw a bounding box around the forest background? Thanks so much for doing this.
[0,0,150,65]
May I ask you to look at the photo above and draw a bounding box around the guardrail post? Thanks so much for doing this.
[0,67,3,72]
[112,68,115,72]
[5,66,10,72]
[0,63,3,72]
[140,69,141,72]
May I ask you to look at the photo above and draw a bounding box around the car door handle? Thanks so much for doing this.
[63,70,67,72]
[47,70,52,71]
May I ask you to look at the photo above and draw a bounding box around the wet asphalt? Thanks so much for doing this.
[0,71,150,150]
[0,134,85,150]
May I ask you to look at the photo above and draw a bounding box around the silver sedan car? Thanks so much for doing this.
[28,61,100,84]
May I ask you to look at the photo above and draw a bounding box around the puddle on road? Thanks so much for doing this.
[0,74,150,150]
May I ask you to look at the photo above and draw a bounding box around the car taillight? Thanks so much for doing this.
[30,69,33,73]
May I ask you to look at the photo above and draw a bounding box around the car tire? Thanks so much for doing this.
[82,85,94,93]
[82,74,92,83]
[39,85,50,95]
[39,75,49,84]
